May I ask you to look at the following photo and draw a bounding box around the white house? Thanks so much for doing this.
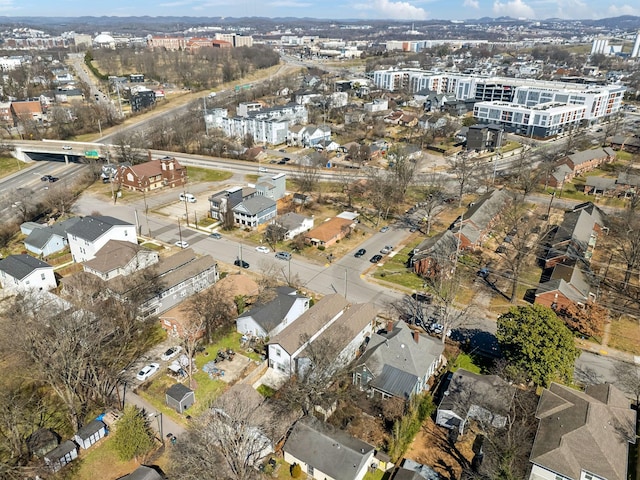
[273,212,314,240]
[0,254,56,293]
[24,217,80,258]
[237,286,310,339]
[66,216,137,263]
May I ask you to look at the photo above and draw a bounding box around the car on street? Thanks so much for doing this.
[255,246,270,254]
[380,226,389,233]
[354,248,366,258]
[258,167,268,173]
[370,254,383,263]
[380,245,394,254]
[47,176,59,183]
[62,145,72,150]
[234,259,250,269]
[275,251,292,261]
[41,175,53,181]
[161,346,182,361]
[175,241,189,249]
[210,232,222,239]
[411,292,432,303]
[278,149,286,153]
[136,363,160,381]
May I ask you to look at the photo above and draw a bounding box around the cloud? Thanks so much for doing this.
[267,0,312,6]
[353,0,428,20]
[607,4,640,16]
[551,0,588,18]
[159,0,193,6]
[463,0,479,8]
[493,0,535,18]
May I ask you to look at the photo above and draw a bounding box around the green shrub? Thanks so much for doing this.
[318,245,326,251]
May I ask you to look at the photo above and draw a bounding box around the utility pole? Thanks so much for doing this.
[203,97,209,136]
[178,218,183,245]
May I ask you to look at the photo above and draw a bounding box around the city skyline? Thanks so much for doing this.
[2,0,639,22]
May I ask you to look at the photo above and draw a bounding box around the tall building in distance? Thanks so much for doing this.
[590,37,610,55]
[631,30,640,58]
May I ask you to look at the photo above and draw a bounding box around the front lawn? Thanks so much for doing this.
[608,316,640,355]
[0,156,25,178]
[185,166,233,183]
[373,242,425,291]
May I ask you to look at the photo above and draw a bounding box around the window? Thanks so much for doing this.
[307,466,314,475]
[41,273,46,280]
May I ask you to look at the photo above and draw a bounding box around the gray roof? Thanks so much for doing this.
[412,230,458,264]
[456,189,510,245]
[75,419,105,440]
[551,164,572,183]
[617,172,640,187]
[549,202,604,253]
[275,212,312,231]
[44,440,76,461]
[238,286,307,334]
[399,459,444,480]
[269,294,349,354]
[25,217,80,250]
[585,176,616,190]
[66,216,133,242]
[166,383,193,402]
[358,322,444,398]
[566,148,609,166]
[530,382,635,480]
[0,254,52,280]
[284,417,375,480]
[536,261,593,303]
[83,240,145,273]
[233,195,276,216]
[120,465,163,480]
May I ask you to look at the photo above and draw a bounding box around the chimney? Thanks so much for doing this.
[413,330,419,344]
[387,320,394,332]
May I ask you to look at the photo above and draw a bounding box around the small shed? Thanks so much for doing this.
[73,419,107,450]
[165,383,195,414]
[44,440,78,472]
[27,428,60,458]
[119,465,164,480]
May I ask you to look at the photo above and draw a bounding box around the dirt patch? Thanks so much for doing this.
[404,418,474,480]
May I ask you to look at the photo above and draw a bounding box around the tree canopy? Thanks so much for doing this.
[112,406,155,461]
[497,304,579,387]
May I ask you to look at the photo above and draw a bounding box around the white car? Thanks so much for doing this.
[161,346,182,361]
[255,246,270,254]
[175,241,189,249]
[136,363,160,381]
[62,145,72,150]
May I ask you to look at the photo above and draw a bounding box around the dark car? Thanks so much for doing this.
[41,175,53,182]
[234,259,249,269]
[411,292,432,303]
[370,254,383,263]
[354,248,366,258]
[48,176,59,183]
[210,232,222,239]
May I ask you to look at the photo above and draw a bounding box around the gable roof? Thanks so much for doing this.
[456,189,510,244]
[66,216,134,242]
[44,440,77,461]
[0,254,52,280]
[358,322,444,398]
[269,294,349,354]
[233,195,276,215]
[11,100,42,114]
[25,217,80,250]
[83,240,146,272]
[305,217,353,243]
[166,383,193,402]
[276,212,312,231]
[120,465,163,480]
[75,419,105,440]
[438,368,513,418]
[566,148,610,166]
[238,286,307,334]
[284,417,374,480]
[530,382,635,480]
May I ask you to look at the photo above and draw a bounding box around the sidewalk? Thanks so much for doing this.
[575,321,639,365]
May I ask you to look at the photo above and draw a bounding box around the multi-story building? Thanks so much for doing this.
[220,103,308,145]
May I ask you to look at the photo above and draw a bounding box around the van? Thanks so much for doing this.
[275,251,292,261]
[179,193,196,203]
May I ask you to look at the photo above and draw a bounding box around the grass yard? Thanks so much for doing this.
[608,316,640,355]
[373,242,425,291]
[0,156,26,178]
[186,166,233,183]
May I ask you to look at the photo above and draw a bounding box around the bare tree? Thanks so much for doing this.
[427,267,476,344]
[611,208,640,291]
[417,171,447,235]
[295,160,321,197]
[42,182,76,217]
[184,284,236,344]
[389,146,417,197]
[448,153,481,205]
[614,360,640,408]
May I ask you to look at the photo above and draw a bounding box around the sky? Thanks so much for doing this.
[5,0,640,21]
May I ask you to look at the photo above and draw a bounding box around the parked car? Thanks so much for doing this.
[258,167,268,173]
[136,363,160,381]
[370,254,383,263]
[210,232,222,239]
[411,292,432,303]
[255,246,270,254]
[429,323,452,338]
[380,245,394,254]
[278,149,286,153]
[380,226,389,233]
[234,259,250,269]
[161,346,182,361]
[179,193,196,203]
[354,248,366,258]
[62,145,72,150]
[275,251,292,261]
[175,241,189,249]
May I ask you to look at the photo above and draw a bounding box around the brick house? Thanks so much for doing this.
[303,217,354,247]
[453,189,511,251]
[558,147,616,180]
[116,156,186,192]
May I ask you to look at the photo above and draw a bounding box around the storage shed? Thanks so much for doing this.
[73,419,107,450]
[165,383,195,414]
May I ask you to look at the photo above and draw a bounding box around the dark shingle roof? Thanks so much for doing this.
[284,417,374,480]
[44,440,76,461]
[233,196,276,216]
[25,217,80,250]
[166,383,193,402]
[66,216,133,242]
[120,465,163,480]
[0,254,52,280]
[238,286,306,334]
[75,420,105,440]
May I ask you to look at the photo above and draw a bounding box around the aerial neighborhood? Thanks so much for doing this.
[1,10,640,480]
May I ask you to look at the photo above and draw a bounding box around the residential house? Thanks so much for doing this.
[393,459,444,480]
[287,124,331,147]
[10,100,44,126]
[105,248,219,318]
[442,99,476,116]
[353,321,445,400]
[73,420,107,450]
[529,382,636,480]
[411,230,458,278]
[267,294,375,376]
[273,212,314,240]
[546,164,574,189]
[535,259,596,310]
[364,98,389,113]
[118,465,163,480]
[209,186,256,221]
[609,134,640,154]
[418,114,447,131]
[583,176,617,196]
[466,124,505,152]
[83,240,159,281]
[304,217,354,247]
[283,416,376,480]
[452,189,511,250]
[43,440,78,472]
[558,147,616,180]
[0,102,12,124]
[116,156,186,192]
[237,286,310,339]
[414,89,452,112]
[24,217,80,257]
[0,254,56,293]
[436,369,513,436]
[160,274,258,338]
[130,90,156,112]
[232,195,277,229]
[27,428,60,459]
[66,215,137,263]
[165,383,195,414]
[384,110,418,127]
[614,171,640,197]
[316,139,340,152]
[255,172,286,201]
